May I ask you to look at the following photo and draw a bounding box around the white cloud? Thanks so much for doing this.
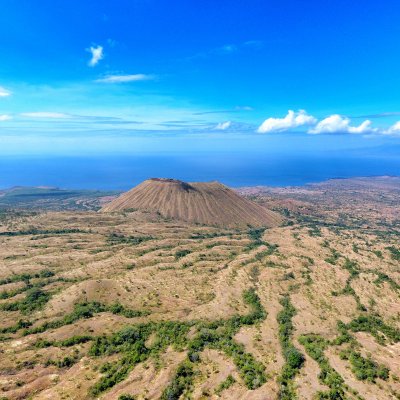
[0,114,11,121]
[95,74,154,83]
[384,121,400,135]
[215,121,232,130]
[21,112,71,119]
[347,120,374,134]
[257,110,316,133]
[309,114,374,134]
[87,45,104,67]
[0,86,11,97]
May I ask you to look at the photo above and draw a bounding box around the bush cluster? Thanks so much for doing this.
[174,249,191,259]
[345,315,400,345]
[386,246,400,261]
[0,287,51,314]
[107,233,152,246]
[161,360,195,400]
[23,301,148,336]
[0,269,54,285]
[277,295,305,399]
[215,375,235,394]
[299,334,346,400]
[339,350,389,382]
[89,288,267,395]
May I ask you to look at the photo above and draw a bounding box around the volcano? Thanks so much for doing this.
[101,178,281,227]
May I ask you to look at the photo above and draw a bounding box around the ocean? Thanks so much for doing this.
[1,152,399,190]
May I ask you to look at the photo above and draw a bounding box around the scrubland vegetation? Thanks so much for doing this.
[0,177,399,399]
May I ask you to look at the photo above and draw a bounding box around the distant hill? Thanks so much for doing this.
[0,186,119,211]
[101,178,282,227]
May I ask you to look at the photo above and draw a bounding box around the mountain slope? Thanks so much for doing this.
[101,178,281,227]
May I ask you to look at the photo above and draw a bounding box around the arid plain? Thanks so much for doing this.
[0,177,399,400]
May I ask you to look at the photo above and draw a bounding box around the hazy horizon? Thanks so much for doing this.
[1,0,400,186]
[1,151,399,190]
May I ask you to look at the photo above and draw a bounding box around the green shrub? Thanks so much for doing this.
[372,250,383,259]
[0,269,55,285]
[0,319,32,334]
[282,272,295,281]
[161,360,195,400]
[386,246,400,261]
[333,278,366,312]
[299,334,346,399]
[340,350,389,382]
[107,233,152,246]
[23,301,147,336]
[248,227,266,242]
[325,249,341,265]
[34,338,53,348]
[371,270,400,291]
[342,258,360,277]
[0,287,51,314]
[174,249,191,259]
[58,335,93,347]
[0,228,85,237]
[277,295,305,399]
[345,315,400,344]
[246,228,279,252]
[47,355,79,368]
[215,375,235,394]
[89,288,267,395]
[118,394,136,400]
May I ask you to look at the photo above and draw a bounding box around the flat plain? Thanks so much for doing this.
[0,177,399,400]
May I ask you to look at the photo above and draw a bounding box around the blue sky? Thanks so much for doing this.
[1,0,400,156]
